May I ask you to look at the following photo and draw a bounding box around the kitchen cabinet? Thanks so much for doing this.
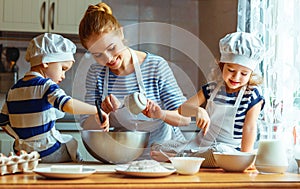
[0,0,99,34]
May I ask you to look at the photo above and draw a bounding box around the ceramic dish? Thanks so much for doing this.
[169,157,205,175]
[33,167,96,179]
[115,167,176,177]
[213,152,256,172]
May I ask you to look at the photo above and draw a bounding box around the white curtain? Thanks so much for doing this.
[237,0,300,140]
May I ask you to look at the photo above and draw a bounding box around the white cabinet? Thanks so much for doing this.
[0,0,99,34]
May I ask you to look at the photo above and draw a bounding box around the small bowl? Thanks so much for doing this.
[169,157,205,175]
[124,92,147,114]
[213,152,256,172]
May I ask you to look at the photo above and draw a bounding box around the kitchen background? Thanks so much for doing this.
[0,0,237,108]
[0,0,237,159]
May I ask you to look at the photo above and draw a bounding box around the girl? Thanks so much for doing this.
[151,32,265,167]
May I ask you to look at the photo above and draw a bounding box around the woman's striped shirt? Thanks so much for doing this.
[81,52,186,140]
[202,82,264,139]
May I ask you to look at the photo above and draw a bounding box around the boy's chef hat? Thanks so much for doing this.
[219,32,264,71]
[25,33,76,67]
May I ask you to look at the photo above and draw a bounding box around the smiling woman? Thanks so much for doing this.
[78,2,191,160]
[87,32,128,67]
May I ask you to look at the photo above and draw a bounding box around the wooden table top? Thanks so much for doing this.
[1,163,300,189]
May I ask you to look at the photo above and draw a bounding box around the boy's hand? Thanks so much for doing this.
[95,111,110,132]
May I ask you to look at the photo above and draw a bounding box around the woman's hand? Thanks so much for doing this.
[95,111,110,132]
[142,99,165,119]
[196,107,210,135]
[101,94,121,114]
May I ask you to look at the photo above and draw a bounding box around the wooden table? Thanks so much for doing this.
[1,163,300,189]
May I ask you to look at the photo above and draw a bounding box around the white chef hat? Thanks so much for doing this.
[219,32,264,71]
[25,33,76,67]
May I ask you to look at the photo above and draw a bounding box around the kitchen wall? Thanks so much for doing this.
[0,0,238,121]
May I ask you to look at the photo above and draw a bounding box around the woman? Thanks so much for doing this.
[78,2,190,159]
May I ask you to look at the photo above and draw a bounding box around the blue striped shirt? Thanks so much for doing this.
[202,82,264,139]
[81,52,186,140]
[0,75,71,157]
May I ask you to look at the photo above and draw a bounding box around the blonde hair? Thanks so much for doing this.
[79,2,122,49]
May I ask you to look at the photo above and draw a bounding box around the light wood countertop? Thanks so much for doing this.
[1,162,300,189]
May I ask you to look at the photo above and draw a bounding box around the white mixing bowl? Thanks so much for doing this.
[213,152,256,172]
[169,157,205,175]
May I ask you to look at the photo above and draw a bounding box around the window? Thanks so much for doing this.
[238,0,300,139]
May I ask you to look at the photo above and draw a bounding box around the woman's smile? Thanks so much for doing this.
[107,55,122,69]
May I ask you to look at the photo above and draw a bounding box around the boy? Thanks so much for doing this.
[0,33,109,162]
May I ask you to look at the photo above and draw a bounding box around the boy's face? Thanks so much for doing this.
[43,61,73,84]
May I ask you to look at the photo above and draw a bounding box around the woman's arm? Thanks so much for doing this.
[240,100,264,152]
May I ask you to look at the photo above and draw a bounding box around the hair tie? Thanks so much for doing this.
[86,4,112,15]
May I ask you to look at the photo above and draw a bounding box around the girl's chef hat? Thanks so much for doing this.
[219,32,264,71]
[25,33,76,67]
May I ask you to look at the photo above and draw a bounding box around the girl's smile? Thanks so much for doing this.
[229,79,240,86]
[222,63,252,93]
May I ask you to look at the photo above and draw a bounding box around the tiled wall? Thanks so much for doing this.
[0,0,215,121]
[103,0,205,99]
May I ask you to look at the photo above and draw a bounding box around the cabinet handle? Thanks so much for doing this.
[40,1,46,29]
[50,2,55,30]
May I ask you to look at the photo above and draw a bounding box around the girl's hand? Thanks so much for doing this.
[196,107,210,135]
[142,100,165,119]
[101,94,121,114]
[95,111,110,132]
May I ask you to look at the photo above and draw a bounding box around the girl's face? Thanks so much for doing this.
[222,63,252,93]
[43,61,73,84]
[86,31,127,70]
